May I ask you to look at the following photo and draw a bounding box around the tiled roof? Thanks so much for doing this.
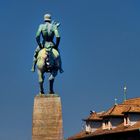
[102,97,140,117]
[68,121,140,140]
[102,104,127,117]
[123,106,140,113]
[123,97,140,105]
[67,131,87,140]
[68,97,140,140]
[84,112,104,121]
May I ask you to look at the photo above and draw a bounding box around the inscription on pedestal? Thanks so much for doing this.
[32,94,63,140]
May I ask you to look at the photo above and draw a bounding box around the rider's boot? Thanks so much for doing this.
[57,57,64,73]
[59,61,64,73]
[39,82,44,94]
[59,67,64,73]
[31,59,37,72]
[31,47,40,72]
[49,79,54,94]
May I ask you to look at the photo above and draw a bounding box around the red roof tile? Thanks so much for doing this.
[68,121,140,140]
[84,112,104,121]
[123,106,140,113]
[102,104,129,117]
[68,97,140,140]
[123,97,140,105]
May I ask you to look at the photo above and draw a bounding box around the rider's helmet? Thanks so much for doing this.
[44,14,51,22]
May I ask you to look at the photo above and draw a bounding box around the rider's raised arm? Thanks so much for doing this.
[54,25,61,49]
[36,24,43,48]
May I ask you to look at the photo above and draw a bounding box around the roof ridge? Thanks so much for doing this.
[125,97,140,100]
[128,106,131,112]
[109,105,117,115]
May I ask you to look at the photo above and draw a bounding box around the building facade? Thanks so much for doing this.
[68,97,140,140]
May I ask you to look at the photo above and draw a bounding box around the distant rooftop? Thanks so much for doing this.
[68,97,140,140]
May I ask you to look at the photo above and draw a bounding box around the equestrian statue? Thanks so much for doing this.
[31,14,64,94]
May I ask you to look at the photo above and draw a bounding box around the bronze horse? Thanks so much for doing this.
[36,48,59,94]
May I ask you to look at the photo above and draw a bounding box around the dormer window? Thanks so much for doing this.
[102,119,112,130]
[105,120,108,127]
[102,119,111,130]
[124,115,130,126]
[85,121,91,133]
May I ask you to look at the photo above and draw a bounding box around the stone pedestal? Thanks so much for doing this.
[32,94,63,140]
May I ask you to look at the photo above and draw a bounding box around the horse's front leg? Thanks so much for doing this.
[37,69,45,94]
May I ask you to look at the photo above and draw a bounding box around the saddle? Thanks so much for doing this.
[45,51,59,72]
[37,48,59,72]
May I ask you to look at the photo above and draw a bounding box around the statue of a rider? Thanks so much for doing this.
[31,14,64,94]
[31,13,64,74]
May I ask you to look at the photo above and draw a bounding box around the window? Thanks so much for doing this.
[105,120,108,126]
[124,115,130,126]
[102,119,110,130]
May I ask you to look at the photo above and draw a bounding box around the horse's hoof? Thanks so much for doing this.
[39,92,45,96]
[49,91,54,94]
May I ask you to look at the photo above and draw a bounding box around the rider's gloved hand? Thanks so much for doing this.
[39,43,43,49]
[53,45,58,50]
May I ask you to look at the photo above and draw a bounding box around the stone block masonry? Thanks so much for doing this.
[32,94,63,140]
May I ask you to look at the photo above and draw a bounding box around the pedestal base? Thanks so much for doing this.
[32,94,63,140]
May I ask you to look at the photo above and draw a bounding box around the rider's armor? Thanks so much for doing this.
[31,20,63,73]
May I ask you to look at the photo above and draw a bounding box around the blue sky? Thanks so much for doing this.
[0,0,140,139]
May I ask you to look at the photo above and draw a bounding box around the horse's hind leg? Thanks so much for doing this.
[37,70,45,94]
[39,82,44,94]
[48,70,58,94]
[49,79,54,94]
